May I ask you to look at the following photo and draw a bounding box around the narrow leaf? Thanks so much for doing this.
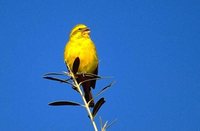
[92,98,105,117]
[43,76,71,84]
[43,72,65,76]
[105,119,117,129]
[81,73,101,79]
[49,101,81,106]
[96,81,114,97]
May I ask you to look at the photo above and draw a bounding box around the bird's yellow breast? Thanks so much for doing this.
[64,38,98,73]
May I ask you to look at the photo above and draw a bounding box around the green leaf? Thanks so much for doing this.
[49,101,81,106]
[92,98,105,117]
[96,82,114,97]
[43,76,71,84]
[43,72,65,76]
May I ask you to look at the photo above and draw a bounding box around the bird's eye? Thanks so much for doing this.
[78,28,82,30]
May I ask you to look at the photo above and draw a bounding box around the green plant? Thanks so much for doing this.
[43,64,115,131]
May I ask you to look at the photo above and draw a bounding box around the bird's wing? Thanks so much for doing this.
[72,57,80,74]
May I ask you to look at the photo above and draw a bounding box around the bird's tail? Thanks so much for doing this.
[83,86,94,107]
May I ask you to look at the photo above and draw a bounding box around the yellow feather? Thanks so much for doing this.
[64,24,98,74]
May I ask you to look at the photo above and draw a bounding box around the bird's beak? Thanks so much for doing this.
[83,28,90,34]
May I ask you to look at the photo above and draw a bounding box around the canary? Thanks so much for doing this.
[64,24,98,107]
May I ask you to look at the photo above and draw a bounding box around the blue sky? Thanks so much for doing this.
[0,0,200,130]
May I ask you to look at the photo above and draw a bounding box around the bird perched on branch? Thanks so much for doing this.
[64,24,98,107]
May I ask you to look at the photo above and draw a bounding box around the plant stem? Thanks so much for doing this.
[67,66,98,131]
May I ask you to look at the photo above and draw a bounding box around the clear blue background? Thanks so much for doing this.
[0,0,200,130]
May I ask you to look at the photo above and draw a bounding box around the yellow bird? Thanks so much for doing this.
[64,24,98,107]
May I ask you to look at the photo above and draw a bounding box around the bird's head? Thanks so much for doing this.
[69,24,91,39]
